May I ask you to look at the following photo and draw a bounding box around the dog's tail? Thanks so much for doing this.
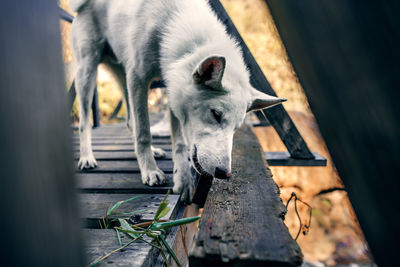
[70,0,89,13]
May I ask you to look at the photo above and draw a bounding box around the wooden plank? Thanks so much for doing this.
[80,193,180,228]
[208,0,314,160]
[0,1,84,265]
[72,135,170,140]
[265,151,326,166]
[59,7,74,23]
[71,138,172,145]
[74,160,174,173]
[189,124,302,266]
[73,151,173,161]
[84,229,158,267]
[72,144,172,152]
[72,136,133,140]
[72,137,171,143]
[77,173,173,193]
[266,1,400,266]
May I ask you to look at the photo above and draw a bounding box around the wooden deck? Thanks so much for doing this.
[73,122,303,266]
[73,122,183,266]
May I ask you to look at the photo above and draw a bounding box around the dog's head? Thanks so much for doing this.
[168,55,285,179]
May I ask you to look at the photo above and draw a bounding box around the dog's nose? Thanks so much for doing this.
[214,167,231,179]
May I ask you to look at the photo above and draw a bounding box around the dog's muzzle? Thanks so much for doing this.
[191,145,231,179]
[191,145,209,176]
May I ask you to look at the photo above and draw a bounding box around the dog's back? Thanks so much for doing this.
[70,0,238,71]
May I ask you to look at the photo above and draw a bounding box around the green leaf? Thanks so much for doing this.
[154,191,170,221]
[155,238,171,267]
[155,206,170,221]
[151,216,201,230]
[159,235,182,267]
[107,195,141,216]
[115,228,122,247]
[118,219,139,238]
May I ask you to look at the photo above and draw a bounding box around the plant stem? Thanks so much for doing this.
[88,234,143,267]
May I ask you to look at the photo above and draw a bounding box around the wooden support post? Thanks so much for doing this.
[208,0,314,160]
[109,99,123,120]
[0,1,84,266]
[266,1,400,266]
[189,124,302,266]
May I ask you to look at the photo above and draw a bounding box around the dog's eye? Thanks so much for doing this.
[211,109,222,124]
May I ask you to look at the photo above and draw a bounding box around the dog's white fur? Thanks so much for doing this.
[71,0,285,202]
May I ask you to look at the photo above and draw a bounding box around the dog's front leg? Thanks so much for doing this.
[127,73,166,186]
[76,63,98,169]
[170,109,194,204]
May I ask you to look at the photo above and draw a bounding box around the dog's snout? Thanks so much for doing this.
[214,167,231,179]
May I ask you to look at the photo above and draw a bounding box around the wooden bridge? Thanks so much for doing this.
[2,0,398,267]
[64,2,326,264]
[73,121,180,266]
[73,120,302,266]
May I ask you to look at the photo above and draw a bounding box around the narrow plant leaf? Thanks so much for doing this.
[155,206,170,221]
[160,235,182,267]
[155,238,171,267]
[151,216,201,230]
[114,227,144,236]
[87,234,143,267]
[154,191,170,221]
[107,195,141,216]
[115,228,122,247]
[118,219,137,238]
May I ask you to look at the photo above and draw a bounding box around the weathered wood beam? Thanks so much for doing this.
[74,159,174,173]
[266,0,400,266]
[265,151,326,166]
[71,144,172,151]
[59,7,73,23]
[76,172,173,194]
[84,229,159,267]
[189,124,302,266]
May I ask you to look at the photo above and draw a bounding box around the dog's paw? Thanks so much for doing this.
[173,168,195,204]
[142,168,166,186]
[151,146,166,159]
[78,154,98,170]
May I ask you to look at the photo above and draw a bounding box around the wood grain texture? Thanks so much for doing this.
[72,138,172,144]
[77,172,173,193]
[73,151,173,161]
[84,229,158,267]
[189,124,302,266]
[74,160,173,173]
[72,144,172,152]
[266,1,400,265]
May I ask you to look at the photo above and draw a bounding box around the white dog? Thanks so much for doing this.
[71,0,285,203]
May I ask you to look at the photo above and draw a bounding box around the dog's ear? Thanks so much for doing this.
[193,55,226,89]
[247,88,287,112]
